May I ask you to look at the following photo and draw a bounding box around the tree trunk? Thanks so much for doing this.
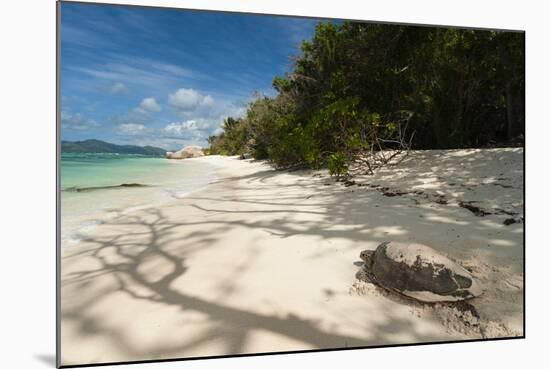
[505,80,515,141]
[498,39,517,142]
[457,76,464,146]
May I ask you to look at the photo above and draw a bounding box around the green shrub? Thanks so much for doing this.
[327,152,348,178]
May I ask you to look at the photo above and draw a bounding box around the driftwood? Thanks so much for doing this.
[348,115,415,176]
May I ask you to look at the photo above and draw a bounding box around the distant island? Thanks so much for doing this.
[61,139,167,156]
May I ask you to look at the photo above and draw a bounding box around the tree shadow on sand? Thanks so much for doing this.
[61,149,523,364]
[62,205,454,364]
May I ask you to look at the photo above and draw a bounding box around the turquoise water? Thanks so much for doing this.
[61,153,216,247]
[62,153,188,191]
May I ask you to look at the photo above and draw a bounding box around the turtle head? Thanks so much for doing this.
[360,242,391,268]
[359,250,375,268]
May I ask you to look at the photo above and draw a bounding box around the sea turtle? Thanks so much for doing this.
[359,241,482,302]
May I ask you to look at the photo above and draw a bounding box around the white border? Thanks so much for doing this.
[1,0,546,368]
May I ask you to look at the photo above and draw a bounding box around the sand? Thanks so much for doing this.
[60,148,524,366]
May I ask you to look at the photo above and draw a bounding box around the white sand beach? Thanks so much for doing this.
[60,148,524,365]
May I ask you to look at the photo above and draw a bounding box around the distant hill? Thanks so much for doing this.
[61,139,167,156]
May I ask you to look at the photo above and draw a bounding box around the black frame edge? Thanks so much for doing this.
[56,0,62,367]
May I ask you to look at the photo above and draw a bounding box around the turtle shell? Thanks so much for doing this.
[363,241,482,302]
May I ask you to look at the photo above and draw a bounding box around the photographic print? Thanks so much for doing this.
[58,1,524,366]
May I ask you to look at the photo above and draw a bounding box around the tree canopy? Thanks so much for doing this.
[208,22,524,170]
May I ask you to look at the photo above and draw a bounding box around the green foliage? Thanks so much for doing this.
[208,117,250,156]
[207,22,524,170]
[327,152,348,178]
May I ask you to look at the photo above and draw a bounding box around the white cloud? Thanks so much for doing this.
[61,111,100,130]
[122,137,197,152]
[160,103,247,144]
[110,82,128,95]
[104,98,247,149]
[117,123,150,136]
[168,88,214,112]
[138,97,161,112]
[69,56,208,94]
[162,118,225,139]
[150,62,195,78]
[132,97,162,115]
[61,24,115,49]
[163,120,200,137]
[118,113,240,150]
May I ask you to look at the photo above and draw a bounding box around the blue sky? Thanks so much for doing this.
[60,2,319,150]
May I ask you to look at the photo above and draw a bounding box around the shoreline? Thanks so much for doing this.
[60,149,524,365]
[60,157,220,248]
